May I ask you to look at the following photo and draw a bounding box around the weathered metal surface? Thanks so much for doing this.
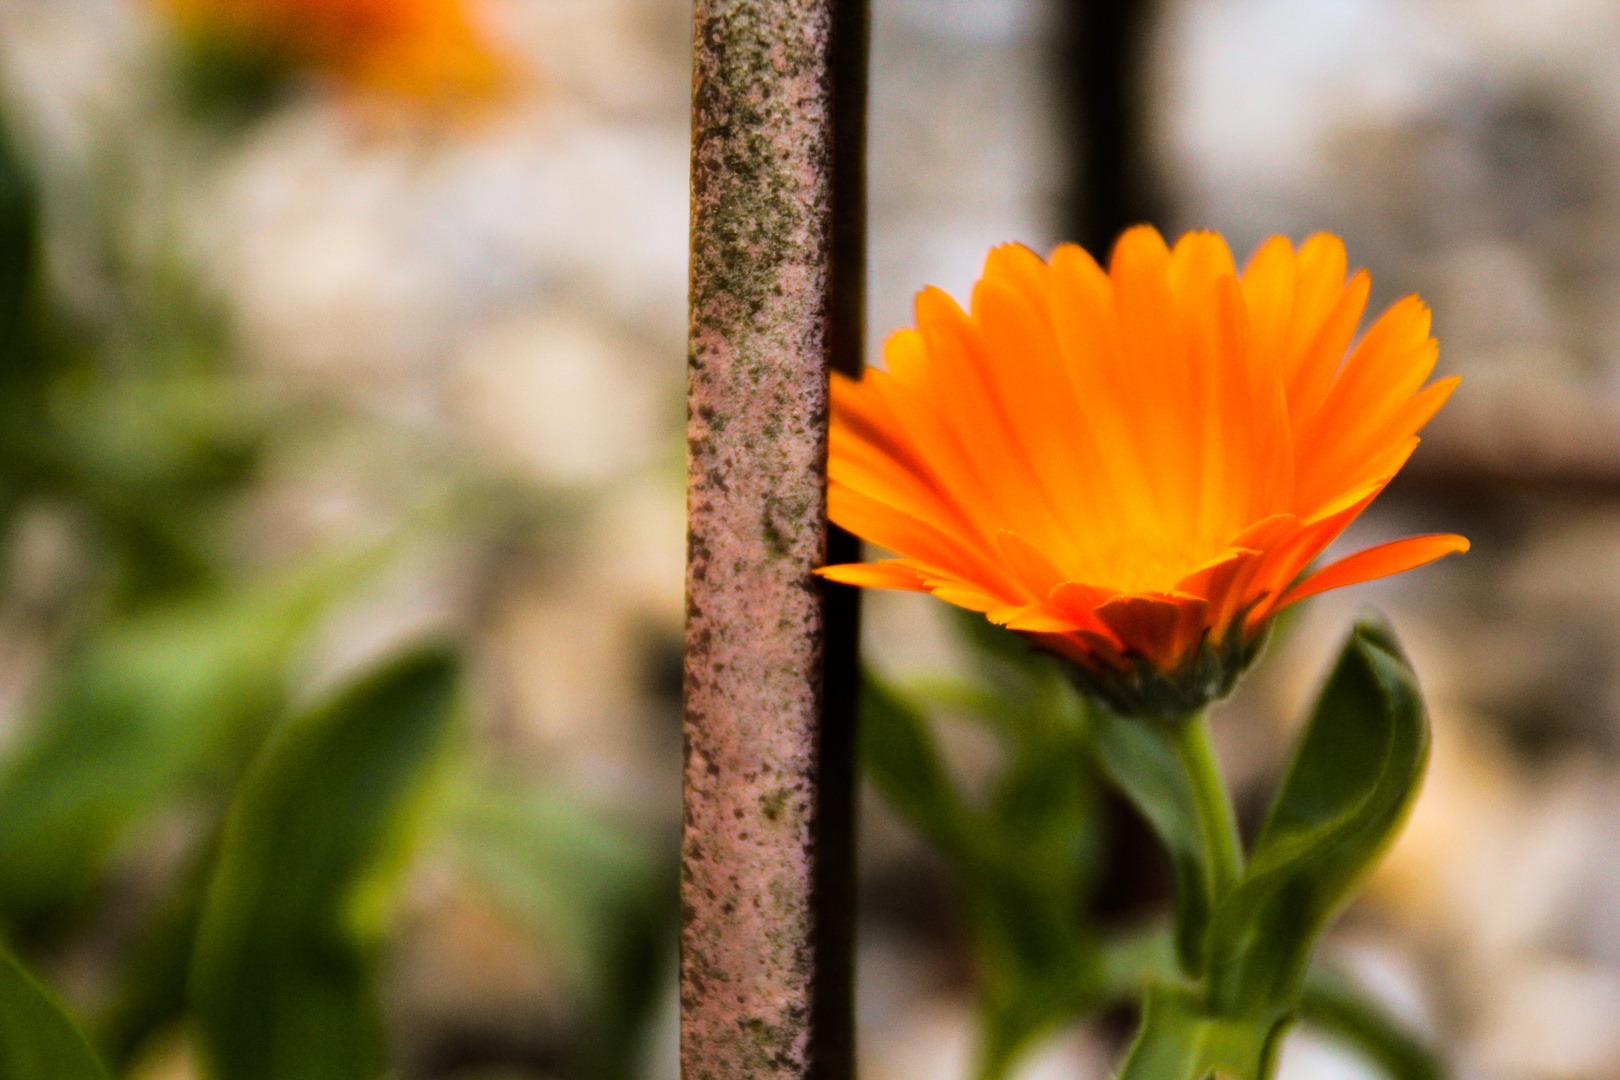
[683,2,865,1080]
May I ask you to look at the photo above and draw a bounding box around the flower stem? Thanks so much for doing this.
[1170,710,1243,899]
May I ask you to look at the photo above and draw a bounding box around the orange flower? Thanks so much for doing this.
[161,0,508,104]
[820,227,1467,710]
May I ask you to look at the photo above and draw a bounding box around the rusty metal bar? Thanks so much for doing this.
[683,1,866,1079]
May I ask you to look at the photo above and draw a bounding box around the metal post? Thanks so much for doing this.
[683,2,866,1080]
[1057,0,1164,255]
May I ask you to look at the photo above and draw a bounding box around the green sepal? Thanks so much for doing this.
[1205,615,1429,1015]
[1050,620,1266,721]
[1116,983,1291,1080]
[0,948,108,1080]
[189,647,460,1080]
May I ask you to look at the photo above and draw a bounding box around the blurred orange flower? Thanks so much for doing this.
[161,0,509,104]
[820,227,1467,695]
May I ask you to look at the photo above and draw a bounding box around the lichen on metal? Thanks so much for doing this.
[683,2,862,1080]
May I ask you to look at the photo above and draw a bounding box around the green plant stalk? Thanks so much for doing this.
[1169,711,1243,902]
[1117,984,1291,1080]
[1116,710,1287,1080]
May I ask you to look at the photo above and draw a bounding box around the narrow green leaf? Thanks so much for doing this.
[190,647,459,1080]
[96,837,217,1072]
[0,948,107,1080]
[0,560,368,928]
[1299,970,1447,1080]
[967,748,1098,1075]
[1098,928,1450,1080]
[1097,925,1179,1002]
[1091,709,1224,975]
[1116,983,1290,1080]
[1206,616,1430,1014]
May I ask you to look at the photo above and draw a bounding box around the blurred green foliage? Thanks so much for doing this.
[171,35,295,131]
[0,947,106,1080]
[191,648,460,1080]
[0,97,672,1080]
[450,781,675,1080]
[862,609,1099,1080]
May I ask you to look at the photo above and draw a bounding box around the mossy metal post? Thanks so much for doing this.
[683,3,866,1080]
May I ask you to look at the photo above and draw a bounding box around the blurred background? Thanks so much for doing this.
[0,1,1617,1079]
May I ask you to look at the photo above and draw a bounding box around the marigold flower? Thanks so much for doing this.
[161,0,508,104]
[819,227,1468,714]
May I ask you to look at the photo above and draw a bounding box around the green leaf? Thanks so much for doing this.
[1098,928,1450,1080]
[1116,983,1290,1080]
[968,733,1099,1075]
[1299,969,1447,1080]
[1205,616,1430,1014]
[96,837,217,1072]
[190,647,459,1080]
[1091,709,1235,976]
[0,567,348,929]
[1097,925,1179,1003]
[0,947,107,1080]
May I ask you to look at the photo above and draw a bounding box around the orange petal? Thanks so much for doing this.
[914,287,1067,543]
[994,530,1071,603]
[1276,534,1470,609]
[815,560,929,591]
[1295,296,1438,496]
[828,485,1015,599]
[1242,235,1296,365]
[1175,548,1263,635]
[1287,266,1369,429]
[1230,512,1301,550]
[974,278,1099,541]
[1243,483,1385,627]
[1049,244,1158,530]
[1174,548,1253,600]
[1047,580,1124,643]
[928,580,1014,614]
[995,604,1083,633]
[1024,629,1124,672]
[1111,226,1196,532]
[1094,592,1209,672]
